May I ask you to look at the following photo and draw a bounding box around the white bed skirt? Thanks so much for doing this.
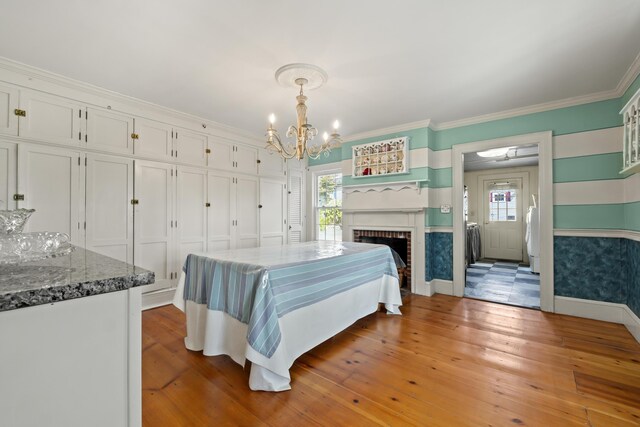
[173,273,401,391]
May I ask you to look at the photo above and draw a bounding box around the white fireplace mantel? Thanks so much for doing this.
[342,207,427,296]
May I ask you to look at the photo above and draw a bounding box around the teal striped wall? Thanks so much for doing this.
[430,99,621,151]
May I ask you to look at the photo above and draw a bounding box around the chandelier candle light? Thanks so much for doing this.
[266,63,342,160]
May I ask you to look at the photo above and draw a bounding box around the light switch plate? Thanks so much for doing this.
[440,204,451,214]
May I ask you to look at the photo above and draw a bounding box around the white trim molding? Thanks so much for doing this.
[343,119,431,143]
[432,91,620,131]
[554,296,640,343]
[343,181,422,194]
[616,51,640,100]
[0,56,262,146]
[451,131,554,311]
[142,287,177,311]
[554,229,640,243]
[427,279,453,296]
[425,226,453,233]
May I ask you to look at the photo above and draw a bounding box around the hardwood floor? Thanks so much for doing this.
[142,294,640,426]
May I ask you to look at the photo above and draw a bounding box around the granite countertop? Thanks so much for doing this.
[0,247,154,312]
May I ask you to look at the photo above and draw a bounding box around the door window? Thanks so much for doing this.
[488,185,517,222]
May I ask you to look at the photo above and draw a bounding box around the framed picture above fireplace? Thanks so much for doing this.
[352,136,409,178]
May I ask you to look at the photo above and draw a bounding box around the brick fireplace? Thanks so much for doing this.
[353,229,412,288]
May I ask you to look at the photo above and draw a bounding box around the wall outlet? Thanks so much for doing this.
[440,204,451,214]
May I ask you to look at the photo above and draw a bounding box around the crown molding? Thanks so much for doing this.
[615,51,640,97]
[342,119,431,143]
[0,56,263,146]
[431,89,620,131]
[345,52,640,135]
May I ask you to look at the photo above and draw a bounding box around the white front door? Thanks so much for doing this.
[482,177,523,261]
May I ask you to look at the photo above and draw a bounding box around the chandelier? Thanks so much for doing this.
[266,63,342,160]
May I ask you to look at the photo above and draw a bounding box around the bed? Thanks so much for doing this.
[172,241,402,391]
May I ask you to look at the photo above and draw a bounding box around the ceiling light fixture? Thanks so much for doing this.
[476,147,511,158]
[266,63,342,160]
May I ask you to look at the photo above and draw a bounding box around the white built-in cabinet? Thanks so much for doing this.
[17,144,84,245]
[259,178,287,247]
[207,172,234,251]
[209,138,258,175]
[176,166,208,265]
[133,118,173,161]
[0,141,17,210]
[206,171,260,250]
[85,107,135,155]
[85,154,134,263]
[0,84,19,136]
[258,150,286,177]
[235,175,260,248]
[0,77,307,306]
[133,160,176,293]
[18,90,85,146]
[175,128,208,167]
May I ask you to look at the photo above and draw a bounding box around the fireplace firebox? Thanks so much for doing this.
[353,230,411,289]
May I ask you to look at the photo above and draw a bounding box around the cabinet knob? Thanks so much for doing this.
[258,204,263,209]
[205,202,211,207]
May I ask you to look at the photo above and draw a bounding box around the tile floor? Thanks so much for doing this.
[464,260,540,309]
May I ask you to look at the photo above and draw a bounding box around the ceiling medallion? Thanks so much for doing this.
[266,63,342,160]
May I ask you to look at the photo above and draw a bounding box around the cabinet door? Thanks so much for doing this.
[259,178,287,247]
[0,84,19,136]
[208,138,234,171]
[177,167,207,267]
[258,149,286,177]
[287,168,305,244]
[133,118,173,161]
[236,175,259,249]
[0,141,17,210]
[175,128,207,167]
[18,90,83,146]
[134,160,174,292]
[207,172,234,251]
[17,144,83,245]
[86,108,134,155]
[235,144,258,175]
[85,154,133,263]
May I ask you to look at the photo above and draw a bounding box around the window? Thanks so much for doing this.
[488,187,517,222]
[316,172,342,241]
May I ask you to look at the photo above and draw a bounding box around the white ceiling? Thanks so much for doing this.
[0,1,639,139]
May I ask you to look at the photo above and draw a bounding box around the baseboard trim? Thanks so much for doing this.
[142,287,176,311]
[426,279,453,296]
[623,305,640,342]
[554,296,640,343]
[414,281,434,296]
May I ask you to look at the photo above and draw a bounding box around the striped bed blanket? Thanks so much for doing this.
[181,242,398,358]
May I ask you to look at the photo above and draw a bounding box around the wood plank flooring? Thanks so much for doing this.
[142,294,640,426]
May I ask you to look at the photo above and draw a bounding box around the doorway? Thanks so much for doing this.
[452,132,554,312]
